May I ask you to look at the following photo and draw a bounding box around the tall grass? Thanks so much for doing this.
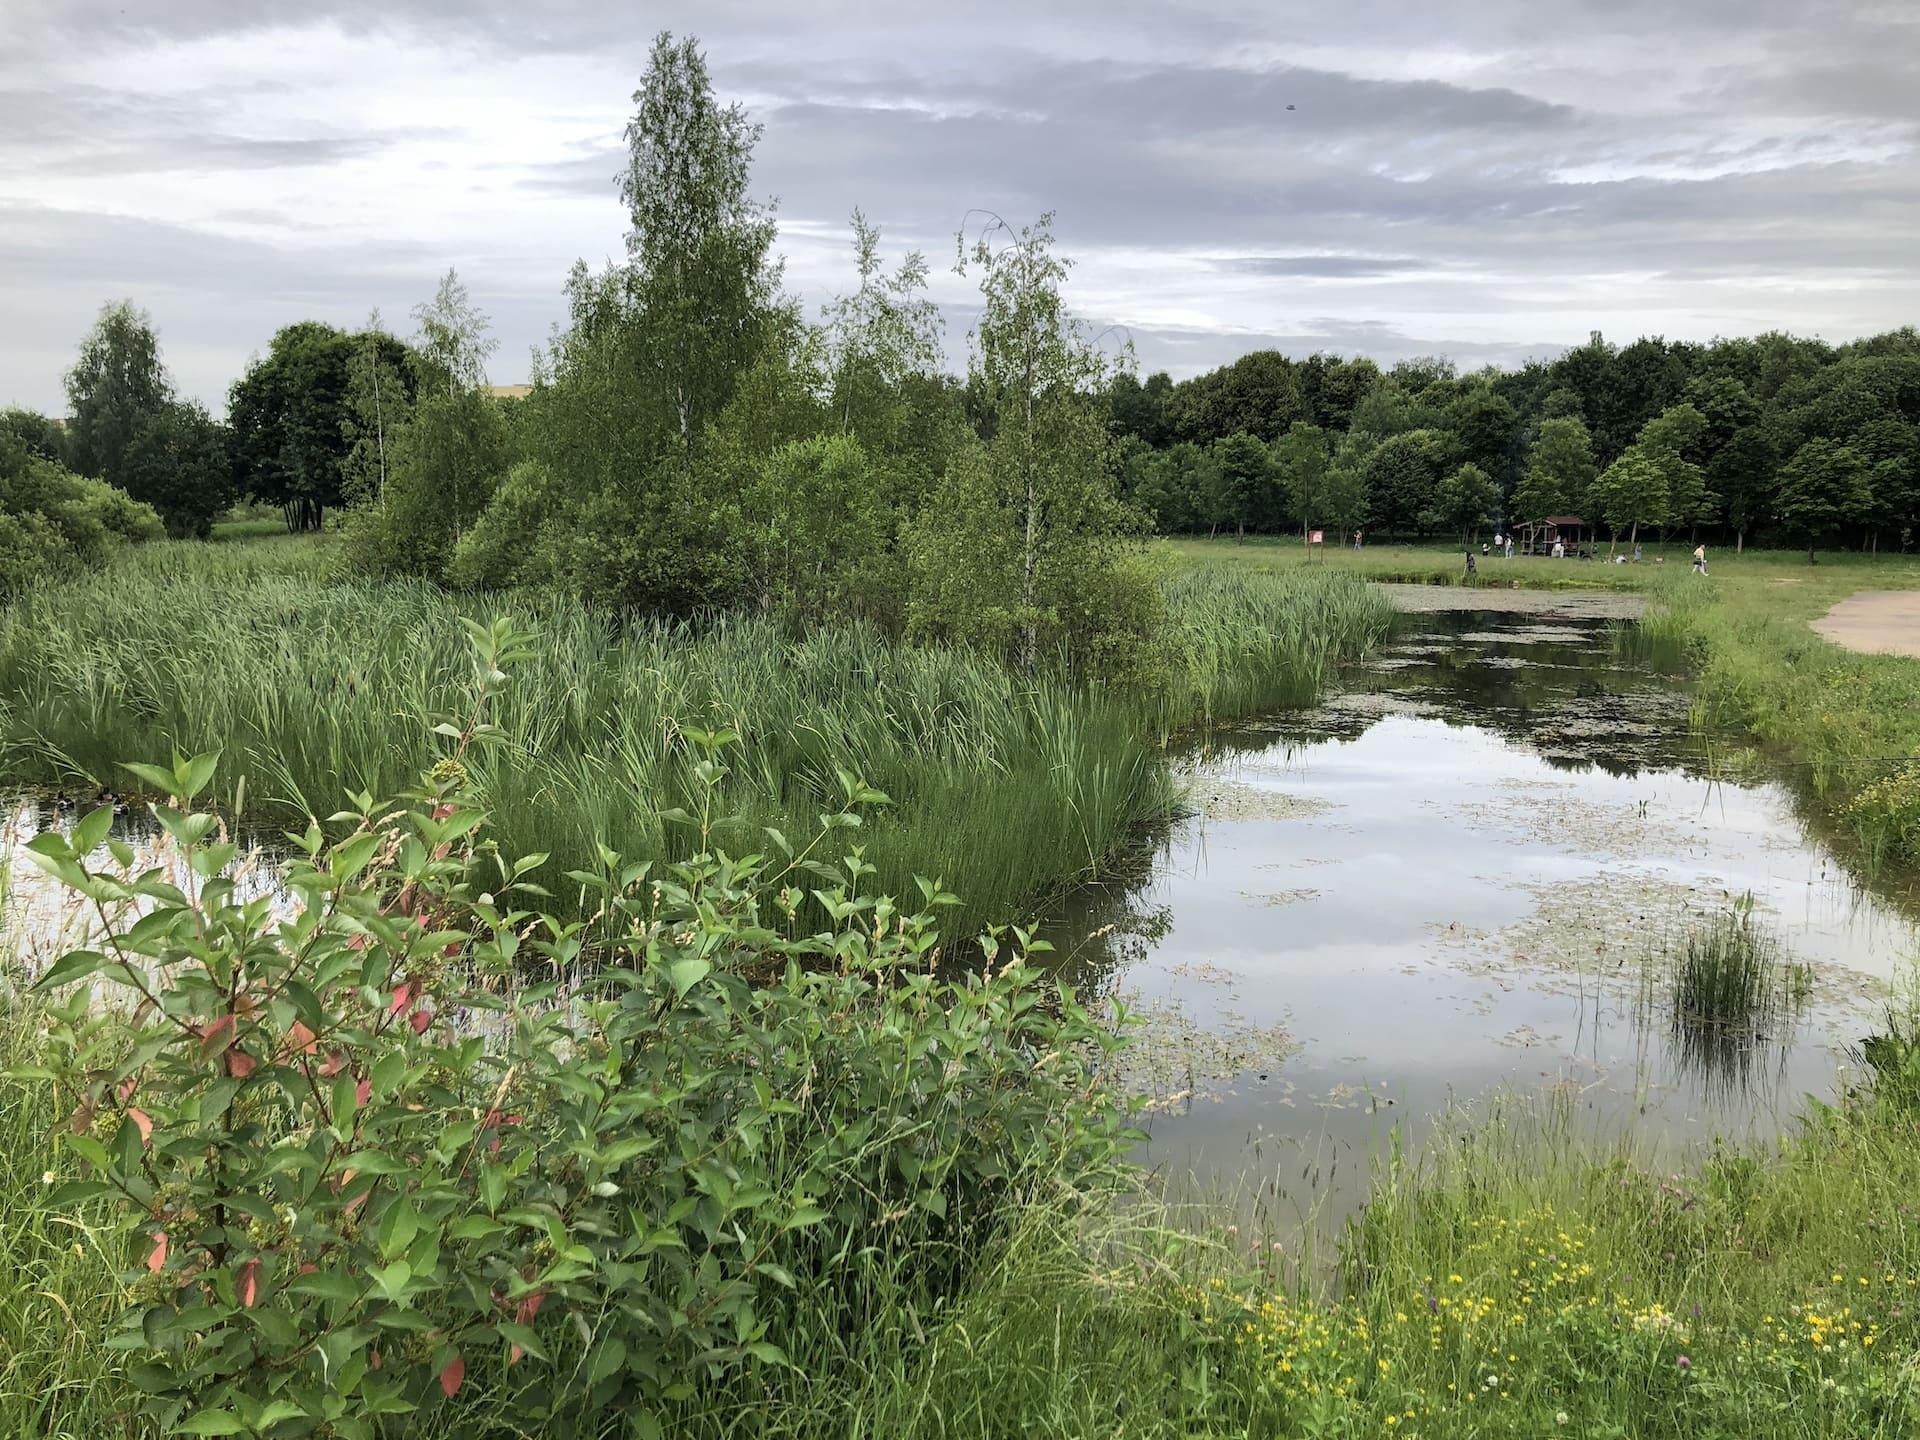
[0,548,1386,930]
[1151,565,1394,730]
[0,978,128,1440]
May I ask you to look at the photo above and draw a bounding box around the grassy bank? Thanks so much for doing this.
[0,540,1388,932]
[1625,565,1920,876]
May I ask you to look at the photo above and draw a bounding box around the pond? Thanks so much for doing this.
[5,593,1915,1237]
[1044,596,1918,1228]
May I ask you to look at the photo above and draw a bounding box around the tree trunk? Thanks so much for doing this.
[1736,529,1744,554]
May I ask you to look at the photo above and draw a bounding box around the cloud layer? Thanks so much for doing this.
[3,0,1917,410]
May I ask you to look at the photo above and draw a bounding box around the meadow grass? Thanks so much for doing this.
[0,540,1387,933]
[0,976,129,1440]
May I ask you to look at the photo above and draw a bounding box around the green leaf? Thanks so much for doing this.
[44,1179,110,1207]
[66,1134,110,1170]
[182,751,221,800]
[254,1399,309,1429]
[118,761,177,796]
[70,805,115,856]
[584,1337,627,1385]
[176,1412,248,1436]
[377,1200,419,1259]
[288,1271,360,1303]
[33,949,112,991]
[370,1261,412,1301]
[665,956,711,999]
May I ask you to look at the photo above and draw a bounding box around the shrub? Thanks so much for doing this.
[28,618,1132,1437]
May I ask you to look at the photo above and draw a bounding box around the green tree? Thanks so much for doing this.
[228,321,359,531]
[63,299,171,485]
[1636,402,1711,538]
[1206,430,1272,538]
[1853,417,1920,553]
[1362,428,1454,534]
[339,312,415,510]
[744,433,892,621]
[909,213,1144,672]
[1425,461,1498,544]
[1272,421,1329,542]
[454,32,785,612]
[347,274,515,579]
[1587,447,1667,552]
[1444,385,1521,488]
[0,407,66,465]
[621,30,780,454]
[118,401,232,538]
[1513,416,1597,525]
[1775,439,1871,562]
[822,211,943,453]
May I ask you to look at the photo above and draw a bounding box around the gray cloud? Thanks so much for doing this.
[1214,256,1433,278]
[2,0,1918,410]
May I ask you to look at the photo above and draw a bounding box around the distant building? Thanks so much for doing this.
[1515,515,1589,554]
[485,384,533,401]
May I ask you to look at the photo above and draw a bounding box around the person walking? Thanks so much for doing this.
[1354,529,1364,551]
[1464,549,1477,577]
[1692,543,1708,575]
[1505,535,1514,560]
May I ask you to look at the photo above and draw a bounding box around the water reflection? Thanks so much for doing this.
[1044,609,1918,1223]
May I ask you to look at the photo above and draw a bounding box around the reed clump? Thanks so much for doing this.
[0,545,1387,930]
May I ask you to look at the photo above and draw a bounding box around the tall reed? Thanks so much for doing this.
[0,548,1386,930]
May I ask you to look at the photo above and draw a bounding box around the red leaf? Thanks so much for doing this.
[439,1354,465,1398]
[116,1077,138,1102]
[126,1107,153,1145]
[225,1050,257,1079]
[514,1289,546,1325]
[198,1014,235,1057]
[319,1051,347,1079]
[431,802,458,821]
[388,981,414,1016]
[409,1007,431,1035]
[369,1346,382,1371]
[287,1021,318,1056]
[146,1231,168,1274]
[355,1077,372,1108]
[237,1258,261,1308]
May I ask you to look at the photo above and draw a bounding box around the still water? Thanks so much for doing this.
[1047,602,1918,1223]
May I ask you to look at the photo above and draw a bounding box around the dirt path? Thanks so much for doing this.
[1811,590,1920,659]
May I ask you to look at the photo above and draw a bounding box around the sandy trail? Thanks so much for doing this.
[1811,590,1920,659]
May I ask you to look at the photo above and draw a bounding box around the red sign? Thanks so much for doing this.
[1307,529,1324,544]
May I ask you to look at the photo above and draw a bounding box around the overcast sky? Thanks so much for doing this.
[4,0,1918,413]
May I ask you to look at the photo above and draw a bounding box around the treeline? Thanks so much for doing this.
[9,30,1920,597]
[1110,328,1920,556]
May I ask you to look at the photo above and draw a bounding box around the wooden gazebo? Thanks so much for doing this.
[1515,515,1589,555]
